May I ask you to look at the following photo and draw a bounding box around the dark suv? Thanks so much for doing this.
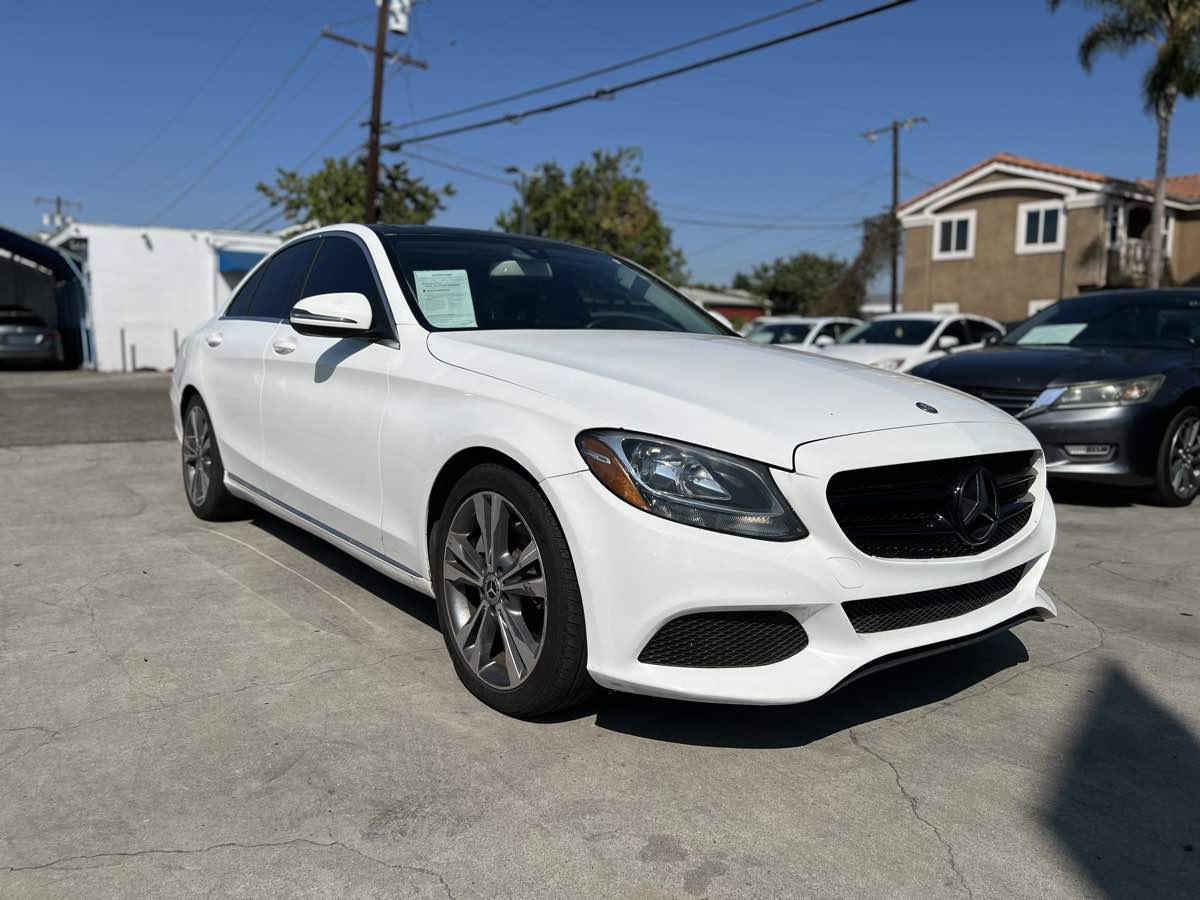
[911,290,1200,506]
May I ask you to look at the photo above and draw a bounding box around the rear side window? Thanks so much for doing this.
[302,236,386,328]
[248,240,319,320]
[224,266,265,318]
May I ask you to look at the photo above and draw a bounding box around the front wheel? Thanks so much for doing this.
[431,464,595,717]
[1150,406,1200,507]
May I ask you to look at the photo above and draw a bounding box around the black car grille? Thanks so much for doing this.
[638,611,809,668]
[826,450,1039,559]
[843,563,1029,633]
[957,385,1042,415]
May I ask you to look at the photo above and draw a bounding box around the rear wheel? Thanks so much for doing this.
[1150,406,1200,507]
[181,397,243,520]
[431,464,595,717]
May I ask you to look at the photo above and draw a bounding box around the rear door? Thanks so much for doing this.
[197,261,279,485]
[259,234,395,551]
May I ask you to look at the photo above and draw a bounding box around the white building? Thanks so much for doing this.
[47,222,281,371]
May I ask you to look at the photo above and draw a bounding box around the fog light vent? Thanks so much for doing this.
[1064,444,1113,459]
[639,611,809,668]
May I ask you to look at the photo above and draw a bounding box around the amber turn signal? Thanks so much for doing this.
[577,435,650,511]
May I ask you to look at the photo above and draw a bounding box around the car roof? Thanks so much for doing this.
[366,224,588,253]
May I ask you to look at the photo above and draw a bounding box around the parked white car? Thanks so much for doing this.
[171,225,1055,717]
[820,312,1005,372]
[742,315,862,349]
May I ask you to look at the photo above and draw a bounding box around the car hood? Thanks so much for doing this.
[912,344,1194,391]
[819,343,916,365]
[427,330,1016,468]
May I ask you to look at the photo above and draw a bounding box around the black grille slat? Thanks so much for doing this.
[959,386,1042,415]
[639,611,808,668]
[844,564,1028,633]
[827,451,1039,559]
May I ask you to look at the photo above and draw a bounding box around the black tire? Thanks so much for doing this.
[1149,405,1200,507]
[431,463,596,717]
[181,396,244,520]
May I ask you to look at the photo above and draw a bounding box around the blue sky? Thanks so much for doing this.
[3,0,1198,284]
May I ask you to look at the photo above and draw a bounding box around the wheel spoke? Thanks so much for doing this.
[487,495,510,569]
[500,541,540,583]
[445,533,484,583]
[495,604,538,683]
[472,494,491,565]
[502,575,547,599]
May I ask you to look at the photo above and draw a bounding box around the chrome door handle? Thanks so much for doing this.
[272,338,297,355]
[205,332,223,348]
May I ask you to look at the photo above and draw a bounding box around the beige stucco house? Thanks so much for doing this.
[899,153,1200,323]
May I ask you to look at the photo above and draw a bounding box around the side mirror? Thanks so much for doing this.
[983,332,1002,346]
[814,334,835,347]
[290,292,373,334]
[937,334,961,351]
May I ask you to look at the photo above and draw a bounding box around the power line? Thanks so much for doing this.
[110,0,274,177]
[387,0,826,136]
[666,216,860,230]
[145,34,323,224]
[399,150,512,185]
[382,0,916,151]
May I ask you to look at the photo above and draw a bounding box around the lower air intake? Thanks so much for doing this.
[843,563,1029,633]
[639,611,809,668]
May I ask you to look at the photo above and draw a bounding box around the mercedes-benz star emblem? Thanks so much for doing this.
[954,466,1000,546]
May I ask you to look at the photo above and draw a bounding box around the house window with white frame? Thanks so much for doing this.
[932,211,975,260]
[1017,200,1066,254]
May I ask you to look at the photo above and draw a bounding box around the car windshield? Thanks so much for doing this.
[838,319,937,346]
[747,323,812,344]
[378,233,729,334]
[1002,294,1200,349]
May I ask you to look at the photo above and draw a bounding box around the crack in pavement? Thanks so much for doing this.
[848,728,974,899]
[0,837,455,898]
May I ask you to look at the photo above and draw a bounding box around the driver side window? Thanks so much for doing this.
[301,236,388,332]
[939,319,970,346]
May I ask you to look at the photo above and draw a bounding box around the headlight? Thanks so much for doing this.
[576,430,807,541]
[1022,374,1165,416]
[872,357,905,371]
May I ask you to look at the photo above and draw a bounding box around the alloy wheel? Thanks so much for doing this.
[182,405,213,507]
[1168,415,1200,499]
[442,491,547,690]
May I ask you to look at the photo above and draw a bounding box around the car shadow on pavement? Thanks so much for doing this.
[247,513,441,630]
[1042,661,1199,896]
[584,631,1030,749]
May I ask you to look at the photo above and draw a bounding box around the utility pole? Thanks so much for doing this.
[862,116,926,313]
[35,195,83,230]
[504,166,533,234]
[322,2,426,224]
[363,0,391,224]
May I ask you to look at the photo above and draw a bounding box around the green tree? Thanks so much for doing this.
[494,148,687,282]
[816,214,897,316]
[1049,0,1200,287]
[257,156,453,228]
[732,251,848,315]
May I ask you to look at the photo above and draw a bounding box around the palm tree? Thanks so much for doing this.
[1049,1,1200,288]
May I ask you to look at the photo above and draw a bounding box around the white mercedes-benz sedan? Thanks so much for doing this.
[170,225,1056,717]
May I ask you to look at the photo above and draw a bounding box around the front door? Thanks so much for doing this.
[260,235,395,552]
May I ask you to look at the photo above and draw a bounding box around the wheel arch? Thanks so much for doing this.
[424,447,546,553]
[179,384,201,418]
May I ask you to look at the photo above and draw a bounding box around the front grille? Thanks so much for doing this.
[639,611,809,668]
[827,450,1039,559]
[958,385,1042,415]
[843,563,1029,633]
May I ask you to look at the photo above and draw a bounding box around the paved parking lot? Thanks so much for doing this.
[1,372,1198,898]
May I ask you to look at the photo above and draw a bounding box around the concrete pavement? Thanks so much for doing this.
[1,373,1197,898]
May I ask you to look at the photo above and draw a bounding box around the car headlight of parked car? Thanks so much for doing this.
[1022,374,1165,416]
[576,430,807,541]
[871,358,905,371]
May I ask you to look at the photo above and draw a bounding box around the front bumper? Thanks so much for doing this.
[1020,403,1169,486]
[542,420,1056,705]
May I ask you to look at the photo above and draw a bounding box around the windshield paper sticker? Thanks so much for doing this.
[1016,323,1086,345]
[413,270,477,328]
